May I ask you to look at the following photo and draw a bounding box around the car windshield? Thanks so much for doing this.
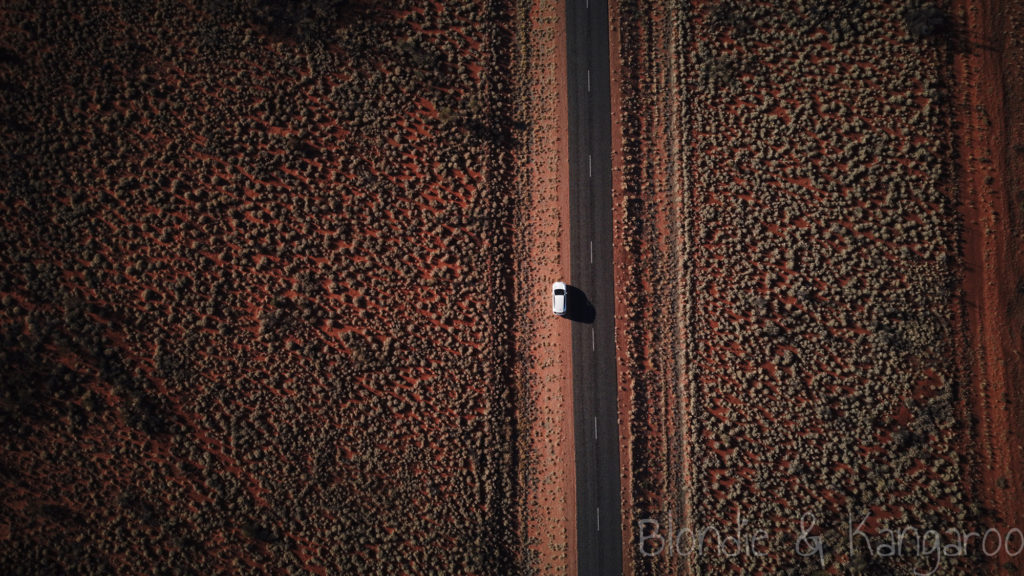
[554,289,565,295]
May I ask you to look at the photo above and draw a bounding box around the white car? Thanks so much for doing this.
[552,282,568,316]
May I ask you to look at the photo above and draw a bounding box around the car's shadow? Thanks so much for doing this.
[565,285,595,324]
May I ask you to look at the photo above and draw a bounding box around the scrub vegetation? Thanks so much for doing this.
[611,0,1016,573]
[0,0,523,574]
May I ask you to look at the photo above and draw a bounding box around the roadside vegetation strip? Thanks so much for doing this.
[612,0,691,574]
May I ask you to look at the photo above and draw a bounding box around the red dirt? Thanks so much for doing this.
[511,0,577,574]
[953,0,1024,569]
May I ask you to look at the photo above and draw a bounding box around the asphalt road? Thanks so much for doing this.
[566,0,623,574]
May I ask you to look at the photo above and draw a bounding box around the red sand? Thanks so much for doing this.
[953,0,1024,568]
[512,0,577,573]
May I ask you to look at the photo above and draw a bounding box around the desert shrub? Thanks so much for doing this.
[904,1,951,38]
[0,0,520,574]
[620,0,971,573]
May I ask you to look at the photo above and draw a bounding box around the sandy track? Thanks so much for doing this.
[953,0,1024,569]
[511,0,576,573]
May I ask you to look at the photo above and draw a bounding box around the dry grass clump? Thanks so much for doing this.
[0,0,522,574]
[617,0,975,573]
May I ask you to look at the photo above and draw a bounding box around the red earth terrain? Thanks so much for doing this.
[0,1,528,574]
[610,0,1024,574]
